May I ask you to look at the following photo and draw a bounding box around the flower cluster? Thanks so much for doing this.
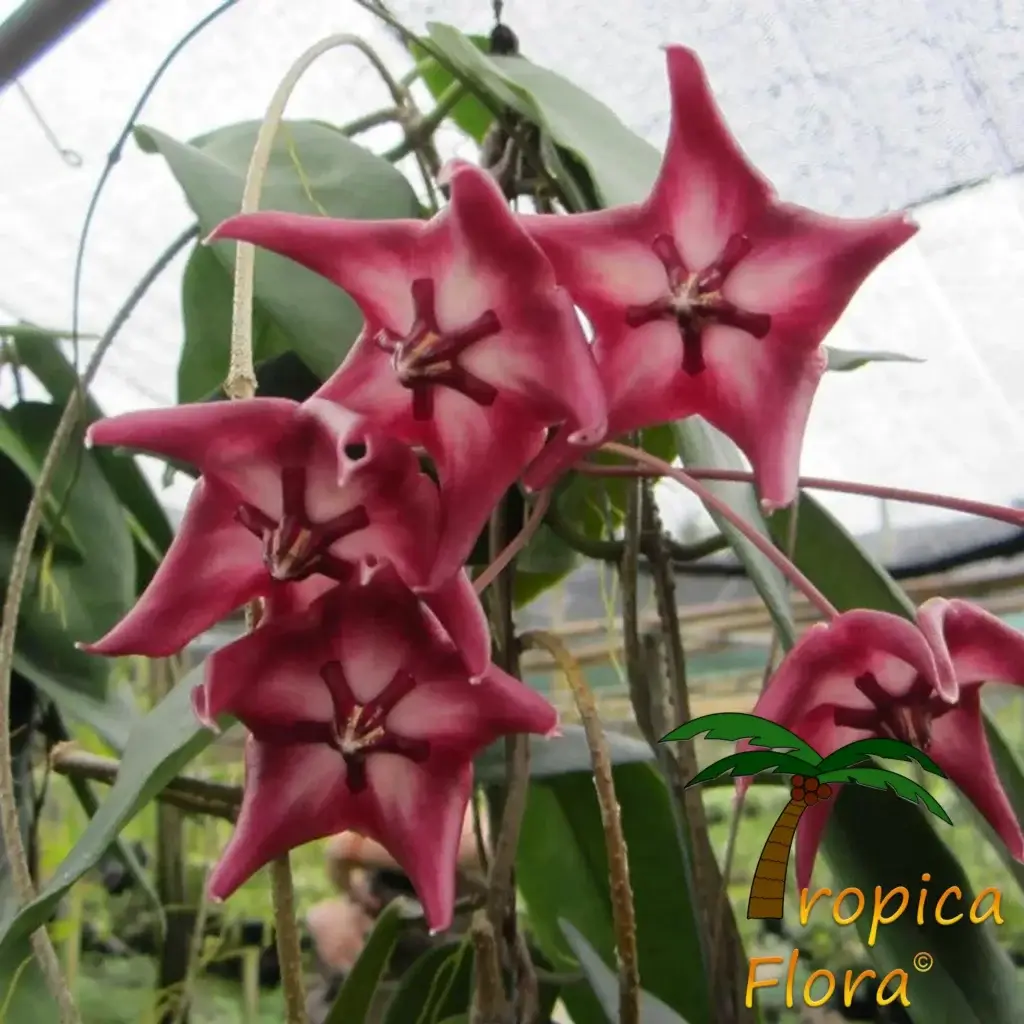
[83,47,921,929]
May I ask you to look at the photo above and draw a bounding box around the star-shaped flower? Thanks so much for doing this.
[198,568,558,931]
[519,46,917,508]
[81,398,489,677]
[745,600,1024,889]
[208,160,607,585]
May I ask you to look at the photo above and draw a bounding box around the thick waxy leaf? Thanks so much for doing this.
[427,23,660,208]
[663,712,819,761]
[409,35,493,143]
[822,785,1022,1024]
[815,737,947,776]
[5,329,173,578]
[675,421,798,649]
[0,403,139,744]
[687,750,818,786]
[560,921,690,1024]
[475,724,653,784]
[325,898,407,1024]
[825,345,922,372]
[0,669,218,982]
[772,491,1024,1020]
[517,765,711,1024]
[381,941,473,1024]
[135,120,422,382]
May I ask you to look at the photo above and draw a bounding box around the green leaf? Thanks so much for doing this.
[825,345,923,372]
[517,764,711,1024]
[768,492,914,619]
[178,242,293,403]
[325,898,407,1024]
[381,940,473,1024]
[822,784,1023,1024]
[427,23,660,208]
[815,766,952,823]
[134,120,422,382]
[409,36,494,143]
[6,328,173,581]
[560,921,690,1024]
[662,712,820,763]
[0,668,217,982]
[686,750,818,786]
[475,725,653,784]
[816,737,948,777]
[674,420,798,650]
[0,323,98,344]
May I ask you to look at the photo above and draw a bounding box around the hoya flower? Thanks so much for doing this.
[519,46,917,508]
[81,398,489,678]
[198,568,558,932]
[208,159,607,586]
[746,600,1024,889]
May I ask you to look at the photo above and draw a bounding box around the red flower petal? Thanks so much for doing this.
[918,598,1024,692]
[750,611,955,731]
[420,570,491,682]
[648,46,774,271]
[82,480,265,657]
[927,691,1024,861]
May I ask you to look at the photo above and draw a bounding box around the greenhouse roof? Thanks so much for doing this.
[1,0,1023,544]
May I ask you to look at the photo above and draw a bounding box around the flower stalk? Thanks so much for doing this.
[578,458,1024,531]
[601,442,838,620]
[521,631,640,1024]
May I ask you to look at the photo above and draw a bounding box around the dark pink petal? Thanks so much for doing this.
[420,570,491,682]
[687,326,829,510]
[648,46,774,270]
[441,161,607,444]
[86,399,299,507]
[208,738,367,901]
[358,754,472,931]
[928,690,1024,861]
[521,428,583,493]
[750,611,956,731]
[81,481,266,657]
[194,602,329,729]
[302,399,443,587]
[918,598,1024,691]
[387,664,558,756]
[418,393,547,589]
[208,214,424,333]
[725,206,918,340]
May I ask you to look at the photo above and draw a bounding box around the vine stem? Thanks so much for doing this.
[221,32,407,401]
[601,443,838,620]
[0,226,196,1022]
[521,631,640,1024]
[473,488,553,595]
[577,460,1024,530]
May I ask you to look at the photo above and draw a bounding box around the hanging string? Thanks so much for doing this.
[12,80,81,166]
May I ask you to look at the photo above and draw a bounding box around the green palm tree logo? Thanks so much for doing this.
[662,713,953,920]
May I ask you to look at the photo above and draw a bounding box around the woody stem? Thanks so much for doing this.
[578,461,1024,531]
[601,443,838,620]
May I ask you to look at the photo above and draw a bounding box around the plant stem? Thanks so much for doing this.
[49,743,240,820]
[521,631,640,1024]
[580,460,1024,531]
[602,443,838,620]
[223,32,404,401]
[338,105,400,136]
[270,856,306,1022]
[384,81,465,161]
[474,487,552,595]
[0,225,195,1023]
